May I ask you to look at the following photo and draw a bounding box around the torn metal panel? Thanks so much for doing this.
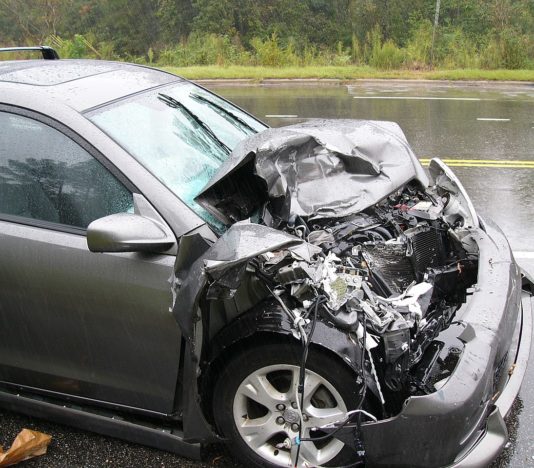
[196,119,428,225]
[176,181,480,427]
[172,221,302,350]
[429,157,479,229]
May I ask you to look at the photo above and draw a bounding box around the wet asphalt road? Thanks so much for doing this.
[2,81,534,467]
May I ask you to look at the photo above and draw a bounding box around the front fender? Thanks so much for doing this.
[207,299,365,378]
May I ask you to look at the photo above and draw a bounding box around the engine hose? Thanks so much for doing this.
[373,226,393,240]
[319,306,359,331]
[367,230,386,242]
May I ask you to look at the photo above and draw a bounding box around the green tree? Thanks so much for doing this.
[158,0,197,42]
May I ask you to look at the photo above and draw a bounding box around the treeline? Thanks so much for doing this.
[1,0,533,69]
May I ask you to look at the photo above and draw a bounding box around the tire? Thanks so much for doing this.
[212,341,363,467]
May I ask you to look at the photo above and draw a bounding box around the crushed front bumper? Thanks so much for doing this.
[360,220,533,467]
[448,289,532,467]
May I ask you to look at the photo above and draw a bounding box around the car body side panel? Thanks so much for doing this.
[0,220,181,414]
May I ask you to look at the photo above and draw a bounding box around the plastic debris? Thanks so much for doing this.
[0,429,52,467]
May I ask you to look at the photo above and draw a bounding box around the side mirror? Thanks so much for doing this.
[87,212,175,253]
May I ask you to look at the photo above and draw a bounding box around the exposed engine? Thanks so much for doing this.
[173,121,483,465]
[248,181,478,417]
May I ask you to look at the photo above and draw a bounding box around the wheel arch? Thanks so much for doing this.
[200,299,368,425]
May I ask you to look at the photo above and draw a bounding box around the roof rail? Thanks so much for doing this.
[0,46,60,60]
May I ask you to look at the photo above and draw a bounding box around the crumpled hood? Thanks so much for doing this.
[195,119,428,226]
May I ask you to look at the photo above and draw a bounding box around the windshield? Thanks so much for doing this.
[88,82,266,231]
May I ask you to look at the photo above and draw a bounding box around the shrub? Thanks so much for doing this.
[370,40,405,69]
[500,29,528,69]
[250,33,299,67]
[440,29,478,69]
[351,33,363,64]
[332,41,351,66]
[365,25,382,63]
[481,29,529,69]
[406,20,433,67]
[480,37,502,69]
[48,34,91,59]
[158,33,249,66]
[46,34,118,60]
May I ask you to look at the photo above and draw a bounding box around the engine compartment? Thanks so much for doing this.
[244,180,478,418]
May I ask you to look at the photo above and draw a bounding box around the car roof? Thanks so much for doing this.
[0,59,183,112]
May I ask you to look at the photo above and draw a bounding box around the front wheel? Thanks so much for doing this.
[212,342,363,467]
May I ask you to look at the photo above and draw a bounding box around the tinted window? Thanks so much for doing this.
[0,112,133,229]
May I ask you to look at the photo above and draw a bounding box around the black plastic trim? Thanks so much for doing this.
[0,380,179,421]
[0,387,201,459]
[0,214,87,236]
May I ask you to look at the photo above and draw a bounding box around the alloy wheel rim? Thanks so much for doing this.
[233,364,347,466]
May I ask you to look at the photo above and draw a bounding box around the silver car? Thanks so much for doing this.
[0,47,532,467]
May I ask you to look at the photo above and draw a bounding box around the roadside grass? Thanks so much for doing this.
[160,65,534,82]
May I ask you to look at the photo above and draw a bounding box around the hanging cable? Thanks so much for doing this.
[293,295,326,467]
[294,313,370,468]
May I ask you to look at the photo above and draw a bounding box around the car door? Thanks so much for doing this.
[0,110,182,415]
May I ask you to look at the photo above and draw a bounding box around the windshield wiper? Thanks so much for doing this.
[157,93,231,154]
[190,93,257,134]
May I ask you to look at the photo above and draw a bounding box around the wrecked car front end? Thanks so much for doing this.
[361,217,528,467]
[173,120,531,467]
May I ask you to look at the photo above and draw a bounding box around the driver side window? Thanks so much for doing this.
[0,112,133,229]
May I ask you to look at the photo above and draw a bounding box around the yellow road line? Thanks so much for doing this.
[430,163,534,168]
[421,158,534,164]
[419,158,534,168]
